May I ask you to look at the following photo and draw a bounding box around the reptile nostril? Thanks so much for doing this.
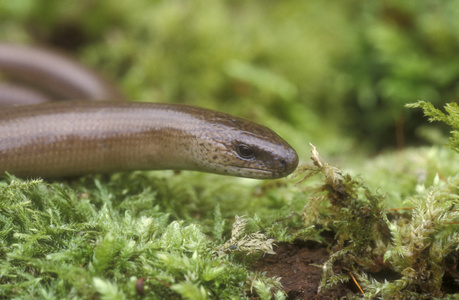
[280,159,287,168]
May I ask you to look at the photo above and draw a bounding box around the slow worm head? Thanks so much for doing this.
[182,104,299,179]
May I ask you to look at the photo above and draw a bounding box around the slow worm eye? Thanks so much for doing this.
[236,144,255,159]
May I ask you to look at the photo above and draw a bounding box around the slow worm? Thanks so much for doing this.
[0,43,298,179]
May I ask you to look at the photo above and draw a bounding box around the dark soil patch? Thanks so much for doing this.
[251,241,356,299]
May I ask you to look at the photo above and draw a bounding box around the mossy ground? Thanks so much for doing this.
[1,1,459,299]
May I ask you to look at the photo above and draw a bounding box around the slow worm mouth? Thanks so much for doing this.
[229,165,295,179]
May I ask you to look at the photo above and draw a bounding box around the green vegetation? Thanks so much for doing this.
[0,175,286,299]
[295,142,458,299]
[1,0,459,299]
[408,101,459,154]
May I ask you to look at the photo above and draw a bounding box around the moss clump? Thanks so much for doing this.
[296,145,388,293]
[296,144,458,299]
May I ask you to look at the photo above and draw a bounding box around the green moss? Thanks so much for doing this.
[408,101,459,154]
[294,145,458,299]
[0,175,284,299]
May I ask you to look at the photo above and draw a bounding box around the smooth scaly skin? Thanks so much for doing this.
[0,44,298,179]
[0,43,125,102]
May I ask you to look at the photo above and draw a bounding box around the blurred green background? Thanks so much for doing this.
[1,0,458,159]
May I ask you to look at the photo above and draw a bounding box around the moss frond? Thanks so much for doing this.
[216,215,276,256]
[381,175,459,298]
[407,101,459,153]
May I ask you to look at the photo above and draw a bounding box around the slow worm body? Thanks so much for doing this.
[0,43,124,102]
[0,44,298,179]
